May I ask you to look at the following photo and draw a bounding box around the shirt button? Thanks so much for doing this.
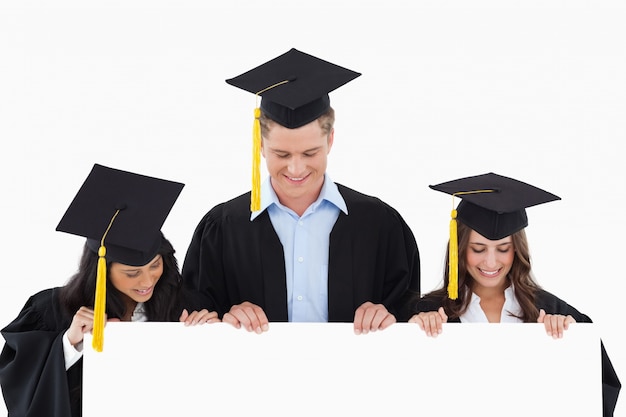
[298,256,304,262]
[299,221,304,226]
[297,295,303,301]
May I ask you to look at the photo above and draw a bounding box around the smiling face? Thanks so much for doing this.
[465,230,515,294]
[108,254,164,305]
[261,118,333,216]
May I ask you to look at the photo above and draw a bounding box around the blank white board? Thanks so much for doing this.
[84,322,601,416]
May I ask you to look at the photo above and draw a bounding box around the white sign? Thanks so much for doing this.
[84,322,601,416]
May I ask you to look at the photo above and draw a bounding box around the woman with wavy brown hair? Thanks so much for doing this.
[409,172,620,417]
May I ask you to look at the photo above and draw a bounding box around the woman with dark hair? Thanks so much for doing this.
[60,235,202,324]
[409,172,620,417]
[0,164,218,417]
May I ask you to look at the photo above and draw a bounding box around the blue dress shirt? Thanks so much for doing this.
[251,174,348,322]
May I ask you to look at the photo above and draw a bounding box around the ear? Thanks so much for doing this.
[327,128,335,153]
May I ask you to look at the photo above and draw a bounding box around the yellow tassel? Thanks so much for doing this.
[447,209,459,300]
[251,107,261,212]
[92,245,107,352]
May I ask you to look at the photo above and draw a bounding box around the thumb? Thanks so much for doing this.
[179,309,189,322]
[438,307,448,322]
[537,309,546,323]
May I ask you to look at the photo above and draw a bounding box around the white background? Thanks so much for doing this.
[1,1,624,416]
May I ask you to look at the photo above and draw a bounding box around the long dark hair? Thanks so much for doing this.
[422,221,542,322]
[58,234,184,321]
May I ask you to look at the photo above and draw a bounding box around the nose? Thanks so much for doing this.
[138,270,157,287]
[483,249,498,268]
[287,156,305,176]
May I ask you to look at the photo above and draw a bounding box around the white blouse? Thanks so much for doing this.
[460,285,523,323]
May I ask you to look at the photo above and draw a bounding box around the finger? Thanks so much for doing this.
[202,311,219,324]
[426,313,441,337]
[189,310,204,325]
[359,306,379,334]
[221,312,241,329]
[206,311,220,323]
[183,309,216,326]
[369,307,393,331]
[78,306,95,316]
[542,314,554,337]
[82,320,96,333]
[418,313,434,337]
[433,309,445,333]
[556,316,565,338]
[543,314,559,338]
[183,310,202,326]
[74,310,93,322]
[564,315,575,329]
[550,315,561,338]
[353,304,367,335]
[376,305,393,330]
[411,315,426,332]
[242,303,269,333]
[378,313,396,330]
[228,306,262,333]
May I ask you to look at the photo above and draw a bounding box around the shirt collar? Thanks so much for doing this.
[250,174,347,220]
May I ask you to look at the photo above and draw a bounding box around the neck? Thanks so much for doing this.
[282,198,317,217]
[472,281,509,300]
[272,177,324,217]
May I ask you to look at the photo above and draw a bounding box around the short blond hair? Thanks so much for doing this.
[259,107,335,139]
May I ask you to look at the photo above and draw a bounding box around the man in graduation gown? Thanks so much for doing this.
[182,49,421,332]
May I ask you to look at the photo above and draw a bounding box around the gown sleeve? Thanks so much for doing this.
[0,289,81,417]
[181,206,223,315]
[385,211,421,322]
[536,290,621,417]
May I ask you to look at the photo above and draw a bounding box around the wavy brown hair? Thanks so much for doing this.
[422,221,542,322]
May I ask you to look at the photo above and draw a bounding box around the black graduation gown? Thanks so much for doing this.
[0,288,81,417]
[182,183,421,322]
[414,290,621,417]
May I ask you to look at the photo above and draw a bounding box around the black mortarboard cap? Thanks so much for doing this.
[56,164,184,352]
[226,48,361,129]
[429,172,560,300]
[56,163,184,266]
[430,172,561,240]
